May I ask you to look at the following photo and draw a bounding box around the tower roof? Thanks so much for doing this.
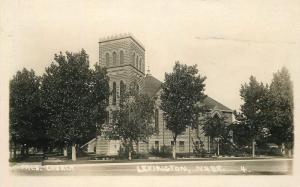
[99,33,145,50]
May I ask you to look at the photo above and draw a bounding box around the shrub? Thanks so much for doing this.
[150,145,172,158]
[192,139,207,157]
[117,144,150,159]
[132,153,149,159]
[256,147,282,156]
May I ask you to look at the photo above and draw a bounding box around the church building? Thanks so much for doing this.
[87,33,232,156]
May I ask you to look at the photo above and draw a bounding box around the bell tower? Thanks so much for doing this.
[99,33,145,109]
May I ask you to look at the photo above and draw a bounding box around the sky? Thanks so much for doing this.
[1,0,300,111]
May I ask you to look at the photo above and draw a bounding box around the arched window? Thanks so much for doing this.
[105,111,110,125]
[112,82,116,105]
[105,53,110,66]
[155,109,159,134]
[113,52,117,65]
[136,56,139,68]
[139,58,142,70]
[133,52,136,65]
[120,50,124,64]
[212,110,222,118]
[120,80,126,105]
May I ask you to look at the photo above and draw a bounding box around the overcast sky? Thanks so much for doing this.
[1,0,300,111]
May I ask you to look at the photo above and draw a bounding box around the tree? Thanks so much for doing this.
[202,113,230,156]
[229,114,252,148]
[41,50,109,160]
[9,68,44,158]
[236,76,268,157]
[160,62,206,159]
[268,67,293,156]
[108,86,155,160]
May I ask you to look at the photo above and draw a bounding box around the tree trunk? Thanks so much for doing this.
[13,142,17,159]
[21,145,24,157]
[281,143,285,155]
[72,144,76,161]
[128,141,132,160]
[288,149,292,158]
[172,137,177,159]
[128,149,132,160]
[13,148,17,159]
[63,147,67,157]
[252,139,255,158]
[208,136,210,153]
[136,141,139,154]
[217,139,220,156]
[25,146,29,156]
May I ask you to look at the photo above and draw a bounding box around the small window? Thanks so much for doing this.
[179,141,184,152]
[171,141,174,147]
[120,51,124,64]
[105,53,110,66]
[112,82,116,105]
[113,52,117,64]
[105,111,110,125]
[112,112,116,123]
[195,141,199,149]
[155,141,159,150]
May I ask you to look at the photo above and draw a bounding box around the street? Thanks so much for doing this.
[10,158,292,176]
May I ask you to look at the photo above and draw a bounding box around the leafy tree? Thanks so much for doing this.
[108,86,155,160]
[229,115,252,148]
[236,76,268,157]
[160,62,206,159]
[202,113,230,156]
[9,68,45,158]
[41,50,109,160]
[268,67,293,156]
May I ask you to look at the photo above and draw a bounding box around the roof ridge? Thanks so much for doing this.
[204,96,232,111]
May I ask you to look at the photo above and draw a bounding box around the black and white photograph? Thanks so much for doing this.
[0,0,299,186]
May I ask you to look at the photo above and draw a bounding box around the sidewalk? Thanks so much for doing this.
[38,155,287,166]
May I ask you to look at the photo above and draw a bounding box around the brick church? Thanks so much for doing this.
[82,33,233,156]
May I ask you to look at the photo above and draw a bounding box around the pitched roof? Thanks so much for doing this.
[143,74,162,97]
[143,74,232,112]
[203,96,232,112]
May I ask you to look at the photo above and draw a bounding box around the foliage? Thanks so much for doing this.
[150,145,172,158]
[108,84,155,158]
[233,67,293,156]
[117,143,149,159]
[202,114,230,140]
[9,68,48,154]
[235,76,269,143]
[40,49,109,148]
[228,120,252,148]
[192,139,207,157]
[268,67,294,149]
[160,62,206,158]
